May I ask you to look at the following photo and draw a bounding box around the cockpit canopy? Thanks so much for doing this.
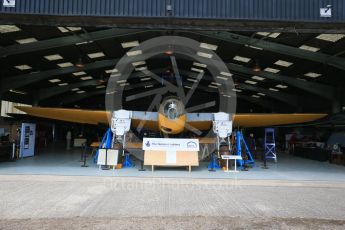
[159,97,185,120]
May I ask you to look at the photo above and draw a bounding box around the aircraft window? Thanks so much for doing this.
[164,101,179,120]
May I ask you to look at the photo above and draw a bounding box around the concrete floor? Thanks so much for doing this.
[0,145,344,182]
[1,145,345,229]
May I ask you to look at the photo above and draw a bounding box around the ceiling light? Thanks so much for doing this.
[193,62,207,68]
[184,85,192,89]
[96,85,106,89]
[211,82,221,86]
[304,72,322,78]
[105,69,118,74]
[145,85,154,88]
[16,38,37,44]
[127,50,142,56]
[49,79,61,83]
[299,45,320,52]
[252,95,260,98]
[274,60,293,67]
[80,76,93,80]
[58,62,74,68]
[75,57,84,68]
[15,65,32,70]
[264,67,280,73]
[269,88,279,92]
[44,54,63,61]
[233,56,251,63]
[121,41,139,48]
[232,89,242,92]
[0,25,21,33]
[245,44,263,50]
[76,90,85,94]
[191,67,204,73]
[316,34,345,42]
[252,76,265,81]
[135,66,147,71]
[197,51,213,59]
[75,41,93,46]
[87,52,105,59]
[276,84,288,89]
[216,76,228,80]
[116,80,127,84]
[220,72,232,77]
[140,77,151,81]
[132,61,146,66]
[257,93,266,96]
[200,42,218,51]
[208,85,218,89]
[120,83,130,87]
[73,71,86,76]
[58,83,68,86]
[257,32,280,38]
[58,27,81,33]
[245,80,257,85]
[187,78,197,83]
[71,88,80,91]
[253,60,261,72]
[222,94,232,98]
[9,89,27,95]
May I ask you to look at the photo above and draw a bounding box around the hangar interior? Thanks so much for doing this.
[1,2,345,180]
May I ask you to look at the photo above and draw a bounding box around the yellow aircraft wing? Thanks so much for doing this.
[16,106,326,128]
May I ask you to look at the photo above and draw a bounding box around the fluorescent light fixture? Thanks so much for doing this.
[257,93,266,96]
[73,71,86,76]
[9,89,27,95]
[58,27,81,33]
[191,67,204,73]
[269,88,279,92]
[145,85,154,88]
[252,75,265,81]
[71,88,80,91]
[245,44,263,50]
[200,42,218,51]
[76,90,85,94]
[120,83,130,87]
[0,25,21,33]
[49,79,61,83]
[299,45,320,52]
[132,61,146,66]
[96,85,106,89]
[252,95,260,98]
[197,51,213,59]
[233,56,251,63]
[257,32,280,38]
[264,67,280,73]
[245,80,257,85]
[184,85,192,89]
[208,85,218,89]
[220,72,232,77]
[140,77,151,81]
[135,66,147,71]
[15,65,32,70]
[216,76,228,80]
[80,76,93,80]
[44,54,63,61]
[193,62,207,68]
[121,41,139,48]
[232,89,242,92]
[57,62,73,68]
[16,38,37,44]
[211,82,222,86]
[105,69,118,74]
[106,90,117,95]
[58,83,68,86]
[116,80,127,84]
[316,34,345,42]
[75,41,93,45]
[304,72,322,78]
[87,52,105,59]
[274,60,293,67]
[187,78,197,83]
[127,50,142,56]
[276,84,288,89]
[222,94,232,98]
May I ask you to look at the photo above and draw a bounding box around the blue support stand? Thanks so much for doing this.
[208,152,221,171]
[122,153,134,168]
[235,131,255,168]
[94,128,113,163]
[264,128,277,162]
